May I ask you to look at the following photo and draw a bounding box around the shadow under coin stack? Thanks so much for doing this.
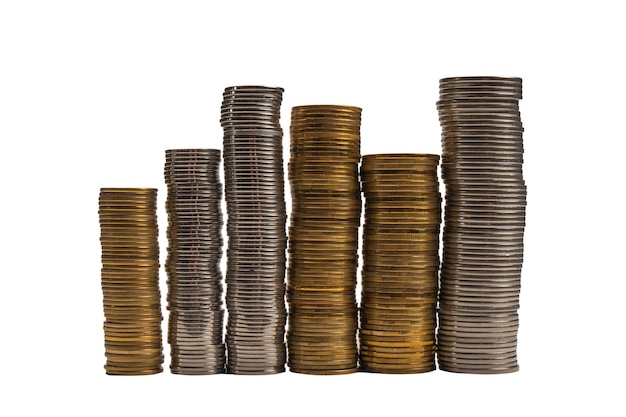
[436,76,526,373]
[287,105,362,375]
[359,154,441,373]
[164,149,225,375]
[221,86,287,374]
[99,188,163,375]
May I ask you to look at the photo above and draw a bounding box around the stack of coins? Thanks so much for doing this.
[359,154,441,373]
[99,188,163,375]
[164,149,225,375]
[287,105,362,375]
[436,76,525,373]
[221,86,287,374]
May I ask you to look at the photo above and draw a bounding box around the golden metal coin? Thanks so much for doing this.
[99,188,163,375]
[287,366,358,375]
[288,105,363,374]
[359,156,440,373]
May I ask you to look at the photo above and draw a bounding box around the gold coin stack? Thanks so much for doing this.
[287,105,362,375]
[359,154,441,373]
[99,188,163,375]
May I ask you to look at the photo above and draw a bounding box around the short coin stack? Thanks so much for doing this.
[287,105,362,375]
[221,86,287,374]
[359,154,441,373]
[99,188,163,375]
[436,76,525,373]
[164,149,225,375]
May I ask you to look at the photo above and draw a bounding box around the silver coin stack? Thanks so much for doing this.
[164,149,225,375]
[436,76,526,374]
[221,86,287,374]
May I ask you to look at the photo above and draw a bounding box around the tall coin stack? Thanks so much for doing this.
[287,105,362,375]
[436,76,525,373]
[359,154,441,373]
[164,149,225,375]
[221,86,287,374]
[99,188,163,375]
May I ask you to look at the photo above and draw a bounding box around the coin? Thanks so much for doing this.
[221,86,287,374]
[437,76,525,374]
[286,105,362,374]
[358,154,440,373]
[99,188,163,376]
[163,149,226,375]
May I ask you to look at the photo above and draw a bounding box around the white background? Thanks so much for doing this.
[1,0,623,415]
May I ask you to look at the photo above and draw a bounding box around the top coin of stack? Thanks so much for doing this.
[287,105,362,375]
[99,188,163,375]
[359,154,441,373]
[164,149,225,375]
[221,86,288,375]
[436,76,526,374]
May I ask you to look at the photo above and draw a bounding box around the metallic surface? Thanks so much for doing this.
[221,86,287,374]
[99,188,163,375]
[287,105,362,375]
[437,76,525,374]
[164,149,226,374]
[359,155,440,373]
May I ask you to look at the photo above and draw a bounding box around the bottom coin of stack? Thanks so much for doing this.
[436,311,520,374]
[99,188,163,375]
[359,154,441,373]
[165,149,225,375]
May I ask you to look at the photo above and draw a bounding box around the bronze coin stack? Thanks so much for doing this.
[359,154,441,373]
[287,105,362,375]
[437,76,525,373]
[99,188,163,375]
[221,86,287,374]
[164,149,225,375]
